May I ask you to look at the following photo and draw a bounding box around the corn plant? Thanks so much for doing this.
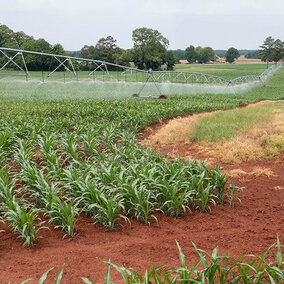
[37,133,64,178]
[81,238,284,283]
[227,184,244,208]
[157,179,193,217]
[1,97,245,239]
[16,266,64,283]
[191,173,217,212]
[62,132,80,163]
[209,166,231,204]
[24,168,78,237]
[15,143,78,237]
[89,192,128,231]
[122,181,158,224]
[81,131,100,157]
[50,198,78,238]
[0,168,43,246]
[3,198,42,247]
[0,129,15,157]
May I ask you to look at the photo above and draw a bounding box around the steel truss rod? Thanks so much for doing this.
[89,63,109,76]
[137,71,163,96]
[152,70,227,84]
[0,50,29,75]
[20,52,29,76]
[0,47,281,87]
[0,47,145,73]
[48,56,76,77]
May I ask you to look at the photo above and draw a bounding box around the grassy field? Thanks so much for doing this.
[190,101,284,142]
[0,63,274,84]
[174,63,271,80]
[0,64,283,281]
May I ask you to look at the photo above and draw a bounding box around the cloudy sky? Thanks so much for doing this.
[1,0,284,51]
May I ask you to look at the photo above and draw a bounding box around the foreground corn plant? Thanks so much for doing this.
[14,238,284,283]
[82,237,284,283]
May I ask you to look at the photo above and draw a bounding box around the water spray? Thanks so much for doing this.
[0,47,282,97]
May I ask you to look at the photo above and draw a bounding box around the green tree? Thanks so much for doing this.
[193,46,215,64]
[132,27,169,70]
[21,38,53,70]
[171,49,185,60]
[79,45,96,70]
[93,36,120,63]
[225,47,240,63]
[52,43,67,56]
[113,49,131,67]
[245,50,260,59]
[164,50,176,70]
[185,45,196,63]
[0,24,14,47]
[199,47,216,63]
[13,31,33,48]
[272,39,284,62]
[80,45,95,59]
[259,36,276,65]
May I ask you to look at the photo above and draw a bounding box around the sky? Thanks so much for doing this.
[1,0,284,51]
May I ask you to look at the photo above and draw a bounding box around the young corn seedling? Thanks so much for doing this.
[50,198,79,238]
[82,131,100,157]
[100,123,120,146]
[122,182,158,224]
[89,192,128,231]
[209,166,231,204]
[192,173,216,212]
[227,184,243,208]
[191,242,235,283]
[37,133,64,178]
[157,179,193,217]
[16,149,78,238]
[20,265,64,283]
[32,171,78,237]
[3,198,43,247]
[62,132,80,163]
[0,169,43,246]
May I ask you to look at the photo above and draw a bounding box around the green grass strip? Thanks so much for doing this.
[190,101,284,142]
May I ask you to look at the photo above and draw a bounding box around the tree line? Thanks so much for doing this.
[0,23,283,71]
[78,27,178,71]
[0,24,67,71]
[0,24,177,71]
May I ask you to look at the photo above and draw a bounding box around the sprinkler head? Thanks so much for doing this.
[132,93,140,97]
[158,94,168,99]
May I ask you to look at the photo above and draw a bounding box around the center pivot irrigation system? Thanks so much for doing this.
[0,47,282,98]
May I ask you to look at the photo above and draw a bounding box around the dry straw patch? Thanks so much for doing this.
[143,101,284,164]
[209,111,284,163]
[192,111,284,164]
[142,112,214,146]
[226,167,275,177]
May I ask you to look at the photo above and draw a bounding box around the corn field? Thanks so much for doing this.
[1,66,284,282]
[0,97,246,246]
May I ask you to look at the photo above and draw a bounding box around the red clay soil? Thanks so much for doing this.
[1,144,284,282]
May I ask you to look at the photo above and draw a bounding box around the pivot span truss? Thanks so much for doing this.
[0,47,282,97]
